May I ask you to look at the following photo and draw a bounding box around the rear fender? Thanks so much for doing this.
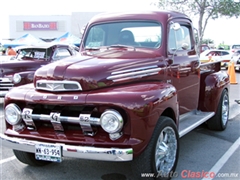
[198,71,229,112]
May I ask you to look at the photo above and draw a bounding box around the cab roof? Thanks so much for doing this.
[88,10,191,24]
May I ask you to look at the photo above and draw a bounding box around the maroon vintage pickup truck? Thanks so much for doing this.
[1,11,229,179]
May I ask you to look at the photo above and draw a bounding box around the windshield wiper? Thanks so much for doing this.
[107,44,136,50]
[85,47,100,50]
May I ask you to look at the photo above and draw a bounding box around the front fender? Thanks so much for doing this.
[13,71,35,86]
[86,81,178,156]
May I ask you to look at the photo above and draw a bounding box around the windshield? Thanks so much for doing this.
[17,48,51,59]
[232,45,240,49]
[84,21,162,49]
[16,48,50,60]
[17,48,52,59]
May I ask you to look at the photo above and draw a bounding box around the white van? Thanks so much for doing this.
[230,44,240,53]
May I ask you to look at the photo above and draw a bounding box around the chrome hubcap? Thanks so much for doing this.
[155,126,177,174]
[221,93,229,126]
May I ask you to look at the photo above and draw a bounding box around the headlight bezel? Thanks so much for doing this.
[5,103,22,125]
[13,73,22,84]
[100,109,124,134]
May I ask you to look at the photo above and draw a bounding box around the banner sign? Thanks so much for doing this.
[24,22,57,30]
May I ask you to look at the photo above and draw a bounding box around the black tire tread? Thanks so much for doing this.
[207,89,229,131]
[13,150,51,166]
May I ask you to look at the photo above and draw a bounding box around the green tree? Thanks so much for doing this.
[201,38,214,45]
[218,43,230,50]
[156,0,240,52]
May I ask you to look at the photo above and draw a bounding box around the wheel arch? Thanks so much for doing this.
[161,107,178,125]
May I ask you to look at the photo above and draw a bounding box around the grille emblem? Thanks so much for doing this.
[50,112,61,122]
[47,83,61,91]
[50,112,63,131]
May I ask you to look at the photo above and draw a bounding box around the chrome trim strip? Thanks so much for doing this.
[0,77,13,82]
[0,77,14,91]
[29,114,100,125]
[22,108,101,133]
[0,134,133,161]
[23,113,101,125]
[111,65,159,75]
[107,66,161,82]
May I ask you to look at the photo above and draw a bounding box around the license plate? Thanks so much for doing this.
[35,144,62,162]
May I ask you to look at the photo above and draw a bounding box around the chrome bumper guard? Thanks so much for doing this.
[0,134,133,161]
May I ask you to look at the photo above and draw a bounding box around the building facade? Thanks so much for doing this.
[9,12,102,40]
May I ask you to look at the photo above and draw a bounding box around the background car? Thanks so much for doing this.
[231,49,240,71]
[230,44,240,54]
[200,44,210,53]
[0,55,15,62]
[0,43,79,96]
[200,49,232,68]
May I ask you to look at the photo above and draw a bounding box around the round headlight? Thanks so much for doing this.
[100,110,123,133]
[13,73,21,84]
[5,104,22,125]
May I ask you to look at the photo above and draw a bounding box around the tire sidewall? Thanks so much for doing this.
[220,89,229,130]
[150,116,179,179]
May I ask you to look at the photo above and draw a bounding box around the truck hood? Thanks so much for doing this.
[0,59,47,77]
[34,49,164,91]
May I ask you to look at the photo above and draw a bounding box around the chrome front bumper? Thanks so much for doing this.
[0,134,133,161]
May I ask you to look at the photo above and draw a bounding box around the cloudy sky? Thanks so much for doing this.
[0,0,239,46]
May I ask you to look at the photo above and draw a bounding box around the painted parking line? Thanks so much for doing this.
[0,156,16,165]
[202,137,240,180]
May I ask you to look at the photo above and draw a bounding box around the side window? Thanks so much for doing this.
[52,48,71,61]
[221,51,229,56]
[207,51,219,56]
[168,28,177,51]
[168,23,192,51]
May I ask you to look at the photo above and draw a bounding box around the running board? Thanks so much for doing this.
[178,110,215,138]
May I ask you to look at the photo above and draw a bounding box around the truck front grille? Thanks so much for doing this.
[22,104,101,136]
[0,78,13,91]
[36,80,82,92]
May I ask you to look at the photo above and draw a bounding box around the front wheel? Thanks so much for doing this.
[13,150,51,166]
[132,116,179,180]
[207,89,229,131]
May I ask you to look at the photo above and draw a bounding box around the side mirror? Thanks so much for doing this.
[170,23,181,31]
[182,43,189,50]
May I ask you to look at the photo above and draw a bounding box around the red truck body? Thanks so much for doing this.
[1,11,230,179]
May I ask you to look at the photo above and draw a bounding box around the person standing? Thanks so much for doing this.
[1,50,6,55]
[7,46,17,56]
